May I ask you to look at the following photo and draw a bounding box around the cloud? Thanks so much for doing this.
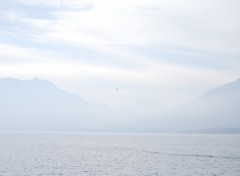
[18,0,239,57]
[0,0,239,106]
[0,42,234,91]
[3,0,240,55]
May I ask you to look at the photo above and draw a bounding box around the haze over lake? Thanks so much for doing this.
[0,0,240,175]
[0,0,239,133]
[0,77,239,132]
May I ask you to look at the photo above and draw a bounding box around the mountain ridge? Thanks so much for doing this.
[0,77,116,131]
[116,78,240,133]
[0,77,239,133]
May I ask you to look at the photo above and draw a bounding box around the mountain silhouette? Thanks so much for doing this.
[118,78,240,133]
[0,78,116,131]
[181,77,240,130]
[1,77,239,132]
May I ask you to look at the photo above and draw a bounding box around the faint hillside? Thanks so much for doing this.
[180,77,240,130]
[202,127,240,134]
[1,77,239,133]
[0,78,117,131]
[118,78,240,133]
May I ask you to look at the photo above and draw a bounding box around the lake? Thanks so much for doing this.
[0,132,239,176]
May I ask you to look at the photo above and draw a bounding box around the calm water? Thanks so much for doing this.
[0,132,239,176]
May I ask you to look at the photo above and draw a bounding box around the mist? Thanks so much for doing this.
[0,77,239,133]
[1,1,240,176]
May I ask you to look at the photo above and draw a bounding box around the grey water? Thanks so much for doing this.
[0,132,239,176]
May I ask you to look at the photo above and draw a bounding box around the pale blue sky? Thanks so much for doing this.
[0,0,239,107]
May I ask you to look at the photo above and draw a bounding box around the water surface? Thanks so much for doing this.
[0,132,239,176]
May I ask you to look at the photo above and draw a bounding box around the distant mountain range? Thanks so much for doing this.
[0,77,239,133]
[117,78,240,133]
[202,127,240,134]
[0,78,118,131]
[181,77,240,130]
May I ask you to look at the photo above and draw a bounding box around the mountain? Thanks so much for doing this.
[1,77,239,133]
[180,77,240,130]
[0,78,117,131]
[118,78,240,133]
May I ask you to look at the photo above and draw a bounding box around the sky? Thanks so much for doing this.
[0,0,240,108]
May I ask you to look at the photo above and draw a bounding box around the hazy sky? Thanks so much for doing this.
[0,0,239,107]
